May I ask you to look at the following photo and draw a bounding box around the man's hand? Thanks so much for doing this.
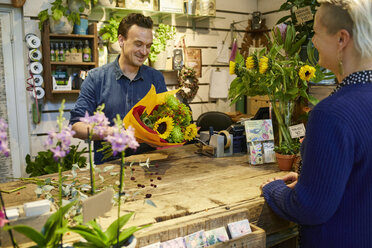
[260,172,299,194]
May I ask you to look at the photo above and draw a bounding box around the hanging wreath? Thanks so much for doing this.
[177,67,199,101]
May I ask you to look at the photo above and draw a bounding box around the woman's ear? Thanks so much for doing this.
[338,29,351,51]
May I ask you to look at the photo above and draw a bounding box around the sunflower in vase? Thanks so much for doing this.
[124,85,198,147]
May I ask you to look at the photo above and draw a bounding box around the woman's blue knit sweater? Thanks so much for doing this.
[263,83,372,248]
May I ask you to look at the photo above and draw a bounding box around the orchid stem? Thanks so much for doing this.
[0,191,19,248]
[117,151,125,246]
[88,127,95,195]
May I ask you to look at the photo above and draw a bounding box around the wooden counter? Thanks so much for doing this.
[1,144,297,247]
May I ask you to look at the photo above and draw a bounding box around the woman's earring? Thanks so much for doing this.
[338,56,344,77]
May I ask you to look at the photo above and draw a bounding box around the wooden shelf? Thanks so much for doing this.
[52,90,80,94]
[49,34,95,39]
[51,62,96,66]
[41,21,98,100]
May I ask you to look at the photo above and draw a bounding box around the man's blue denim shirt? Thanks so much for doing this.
[70,56,167,164]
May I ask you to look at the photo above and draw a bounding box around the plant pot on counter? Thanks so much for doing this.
[275,153,296,171]
[151,51,167,70]
[49,16,73,34]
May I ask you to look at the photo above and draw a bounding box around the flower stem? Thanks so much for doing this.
[117,152,125,246]
[58,162,62,208]
[0,191,19,248]
[88,128,95,195]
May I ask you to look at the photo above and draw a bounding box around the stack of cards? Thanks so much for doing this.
[245,119,275,164]
[142,242,162,248]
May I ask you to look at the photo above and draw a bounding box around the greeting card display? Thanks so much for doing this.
[245,119,275,164]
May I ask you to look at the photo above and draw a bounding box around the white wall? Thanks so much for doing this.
[19,0,288,165]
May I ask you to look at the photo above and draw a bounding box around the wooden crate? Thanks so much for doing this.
[135,208,266,248]
[211,223,265,248]
[247,96,270,116]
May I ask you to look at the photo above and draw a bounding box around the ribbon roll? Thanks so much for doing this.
[29,62,43,75]
[33,75,43,87]
[32,87,45,99]
[25,34,41,49]
[29,49,42,62]
[218,130,231,149]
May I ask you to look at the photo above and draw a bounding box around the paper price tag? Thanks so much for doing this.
[295,6,313,24]
[289,123,306,138]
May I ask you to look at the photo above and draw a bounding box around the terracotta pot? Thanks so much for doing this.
[275,152,296,171]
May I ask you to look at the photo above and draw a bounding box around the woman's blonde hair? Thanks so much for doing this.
[318,0,372,58]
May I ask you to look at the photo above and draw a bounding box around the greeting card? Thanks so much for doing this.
[184,230,207,248]
[245,119,274,142]
[142,242,162,248]
[227,219,252,239]
[263,141,276,163]
[162,237,186,248]
[205,227,229,245]
[249,142,263,165]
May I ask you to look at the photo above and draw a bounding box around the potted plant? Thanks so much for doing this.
[37,0,93,34]
[228,24,331,170]
[276,0,320,42]
[99,17,121,53]
[149,24,177,69]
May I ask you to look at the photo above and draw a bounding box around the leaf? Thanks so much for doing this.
[69,225,107,246]
[105,212,134,243]
[145,199,157,208]
[4,225,46,246]
[103,165,115,172]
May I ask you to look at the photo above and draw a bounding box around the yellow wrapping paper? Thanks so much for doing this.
[124,85,184,147]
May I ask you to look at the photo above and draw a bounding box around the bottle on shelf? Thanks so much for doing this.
[83,40,91,62]
[70,41,78,53]
[55,43,60,62]
[77,41,83,54]
[64,42,71,62]
[50,43,56,62]
[58,42,65,62]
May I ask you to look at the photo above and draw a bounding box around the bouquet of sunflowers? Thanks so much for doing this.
[229,24,333,155]
[124,85,197,147]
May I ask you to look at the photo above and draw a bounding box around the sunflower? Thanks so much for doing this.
[154,117,174,139]
[299,65,316,81]
[229,61,236,75]
[184,123,198,141]
[246,56,255,69]
[259,56,269,74]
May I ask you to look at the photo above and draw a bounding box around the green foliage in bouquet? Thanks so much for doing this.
[140,95,197,143]
[25,143,87,177]
[228,24,333,155]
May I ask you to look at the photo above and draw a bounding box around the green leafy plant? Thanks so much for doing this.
[274,140,301,155]
[4,200,76,248]
[276,0,320,42]
[229,24,332,155]
[68,212,150,247]
[37,0,96,30]
[149,24,177,62]
[25,143,87,177]
[99,18,120,44]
